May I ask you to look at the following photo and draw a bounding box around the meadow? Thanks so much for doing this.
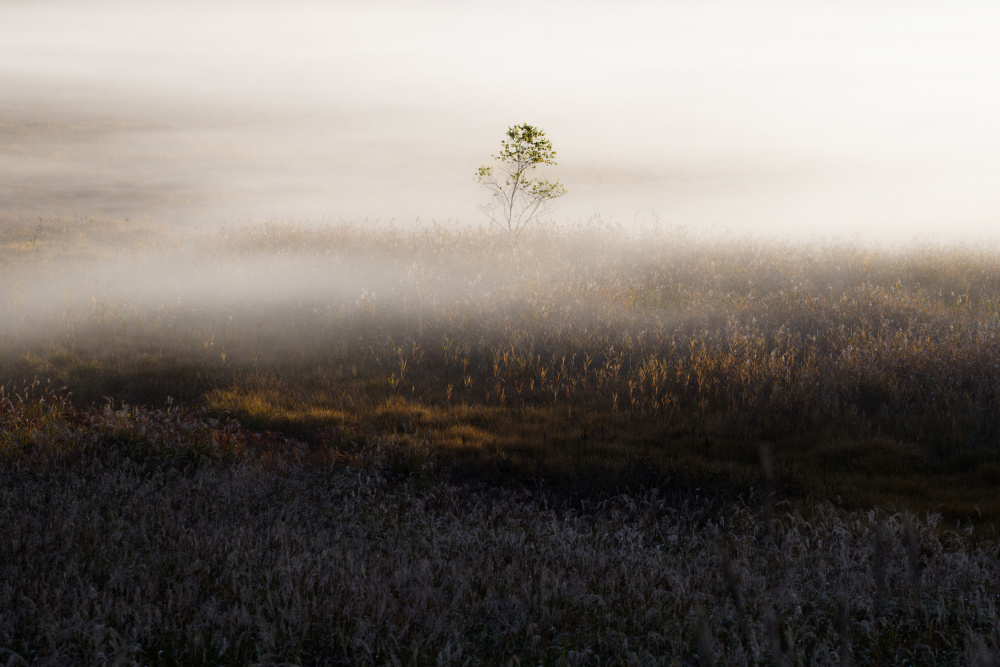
[2,215,1000,664]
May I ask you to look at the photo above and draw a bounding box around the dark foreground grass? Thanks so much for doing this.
[4,218,1000,662]
[2,385,999,665]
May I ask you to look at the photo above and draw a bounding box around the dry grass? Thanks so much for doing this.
[5,218,1000,520]
[2,383,999,664]
[3,217,1000,661]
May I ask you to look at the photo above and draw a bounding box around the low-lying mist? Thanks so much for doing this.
[4,0,1000,513]
[6,5,1000,657]
[3,1,1000,241]
[8,221,1000,663]
[6,218,1000,523]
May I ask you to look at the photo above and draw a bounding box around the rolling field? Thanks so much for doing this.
[3,216,1000,663]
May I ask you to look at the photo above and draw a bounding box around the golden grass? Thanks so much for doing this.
[4,217,1000,660]
[4,217,1000,523]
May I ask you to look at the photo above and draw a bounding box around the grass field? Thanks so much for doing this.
[3,216,1000,663]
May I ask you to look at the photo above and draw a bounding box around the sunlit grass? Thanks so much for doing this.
[3,216,1000,661]
[4,217,1000,521]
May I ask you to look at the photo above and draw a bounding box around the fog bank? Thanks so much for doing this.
[3,1,1000,242]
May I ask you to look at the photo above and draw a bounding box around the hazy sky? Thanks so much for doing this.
[3,1,1000,241]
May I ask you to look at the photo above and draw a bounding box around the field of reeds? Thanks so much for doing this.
[2,216,1000,663]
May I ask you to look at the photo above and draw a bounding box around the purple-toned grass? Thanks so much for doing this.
[1,386,998,664]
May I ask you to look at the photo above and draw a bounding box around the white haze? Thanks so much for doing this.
[2,0,1000,242]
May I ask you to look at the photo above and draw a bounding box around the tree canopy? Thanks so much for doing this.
[476,124,566,242]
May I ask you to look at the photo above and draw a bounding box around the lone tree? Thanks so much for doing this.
[476,124,566,242]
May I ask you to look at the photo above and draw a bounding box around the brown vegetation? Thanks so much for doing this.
[2,217,1000,662]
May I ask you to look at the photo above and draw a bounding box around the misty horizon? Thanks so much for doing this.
[3,1,1000,242]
